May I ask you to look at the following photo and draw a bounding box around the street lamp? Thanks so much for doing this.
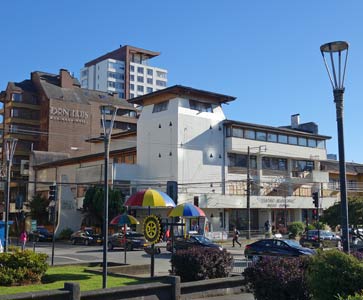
[320,41,350,252]
[100,104,118,288]
[4,137,17,252]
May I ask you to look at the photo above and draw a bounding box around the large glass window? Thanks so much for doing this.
[137,76,144,83]
[147,69,153,76]
[147,78,153,84]
[137,85,144,92]
[288,136,298,145]
[262,157,287,171]
[147,87,153,93]
[298,137,307,146]
[292,160,314,172]
[152,101,169,113]
[137,67,144,74]
[130,75,135,81]
[228,153,257,168]
[156,71,167,78]
[189,100,214,113]
[308,139,317,147]
[244,130,255,140]
[232,127,243,138]
[278,134,288,144]
[267,133,277,142]
[256,131,267,141]
[11,93,22,102]
[156,80,166,87]
[317,140,325,149]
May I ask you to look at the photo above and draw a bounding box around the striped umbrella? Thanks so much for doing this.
[125,189,176,207]
[168,203,206,217]
[110,214,139,225]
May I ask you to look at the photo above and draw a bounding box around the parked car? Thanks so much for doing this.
[244,238,316,260]
[28,226,53,242]
[107,231,148,251]
[70,230,102,246]
[166,235,223,252]
[300,230,341,248]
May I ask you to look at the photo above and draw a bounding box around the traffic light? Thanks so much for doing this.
[312,192,319,208]
[312,209,318,220]
[49,184,57,201]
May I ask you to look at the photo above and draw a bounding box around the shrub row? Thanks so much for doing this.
[170,247,233,282]
[0,248,48,286]
[243,249,363,300]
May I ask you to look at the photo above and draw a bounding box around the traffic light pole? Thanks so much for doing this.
[49,183,57,266]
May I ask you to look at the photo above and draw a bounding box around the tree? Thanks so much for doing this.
[25,194,50,225]
[321,197,363,239]
[82,186,125,227]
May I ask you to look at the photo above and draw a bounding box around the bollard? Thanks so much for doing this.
[33,242,36,252]
[64,282,80,300]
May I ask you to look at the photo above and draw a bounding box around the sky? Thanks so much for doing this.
[1,1,362,163]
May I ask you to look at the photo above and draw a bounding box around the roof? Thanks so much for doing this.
[321,160,363,175]
[35,71,135,109]
[84,45,160,67]
[224,119,331,140]
[128,85,236,106]
[7,80,37,94]
[86,129,137,143]
[33,147,137,170]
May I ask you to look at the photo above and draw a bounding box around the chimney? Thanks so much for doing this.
[291,114,300,129]
[59,69,74,88]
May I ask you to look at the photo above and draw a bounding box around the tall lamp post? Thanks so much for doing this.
[101,104,118,288]
[320,41,350,253]
[4,137,17,252]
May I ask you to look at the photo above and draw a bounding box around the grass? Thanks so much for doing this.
[0,265,146,295]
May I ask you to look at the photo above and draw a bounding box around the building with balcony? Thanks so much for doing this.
[80,45,168,100]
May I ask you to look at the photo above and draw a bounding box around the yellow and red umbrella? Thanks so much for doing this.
[168,203,206,217]
[125,189,176,207]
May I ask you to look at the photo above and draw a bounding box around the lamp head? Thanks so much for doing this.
[320,41,349,53]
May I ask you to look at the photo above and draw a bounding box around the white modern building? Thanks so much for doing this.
[114,85,337,234]
[80,45,168,100]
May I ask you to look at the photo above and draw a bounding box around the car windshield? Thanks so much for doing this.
[283,240,301,247]
[192,235,212,243]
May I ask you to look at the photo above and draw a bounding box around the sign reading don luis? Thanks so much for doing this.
[50,106,89,124]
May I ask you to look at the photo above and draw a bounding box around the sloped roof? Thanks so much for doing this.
[321,160,363,175]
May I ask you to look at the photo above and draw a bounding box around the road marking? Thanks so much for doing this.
[51,256,85,262]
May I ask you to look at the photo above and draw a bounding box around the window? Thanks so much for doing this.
[11,93,22,102]
[81,69,88,77]
[130,65,135,72]
[256,131,267,141]
[267,133,277,142]
[130,75,135,81]
[137,85,144,92]
[308,139,317,147]
[244,130,255,140]
[156,71,167,78]
[137,76,144,83]
[81,79,88,87]
[232,127,243,138]
[130,93,135,98]
[117,109,137,117]
[101,120,136,131]
[11,108,39,119]
[153,101,169,113]
[292,160,314,172]
[118,92,124,98]
[189,100,213,113]
[147,78,153,84]
[262,157,287,171]
[147,69,153,76]
[288,136,298,145]
[298,137,307,146]
[228,153,257,168]
[156,80,166,87]
[115,82,124,89]
[278,135,288,144]
[317,140,325,149]
[108,61,124,70]
[147,87,153,93]
[137,67,144,74]
[130,84,134,91]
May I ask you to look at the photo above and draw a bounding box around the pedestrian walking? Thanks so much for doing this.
[232,227,241,247]
[20,230,27,251]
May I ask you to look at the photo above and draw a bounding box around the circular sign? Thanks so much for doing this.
[143,215,162,244]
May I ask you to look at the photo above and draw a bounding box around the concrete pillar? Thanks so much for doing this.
[64,282,80,300]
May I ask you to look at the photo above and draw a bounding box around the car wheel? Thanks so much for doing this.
[107,242,113,251]
[71,239,76,245]
[84,239,89,246]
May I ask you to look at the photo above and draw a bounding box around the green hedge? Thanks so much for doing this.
[306,250,363,300]
[0,248,48,286]
[171,247,233,282]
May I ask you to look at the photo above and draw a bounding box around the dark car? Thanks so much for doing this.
[166,235,223,252]
[300,230,341,248]
[70,230,102,246]
[28,227,53,242]
[244,239,315,260]
[107,231,148,251]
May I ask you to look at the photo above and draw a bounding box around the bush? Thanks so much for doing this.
[288,222,305,238]
[306,249,363,300]
[58,228,73,240]
[170,247,233,282]
[0,248,48,286]
[337,292,363,300]
[243,256,311,300]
